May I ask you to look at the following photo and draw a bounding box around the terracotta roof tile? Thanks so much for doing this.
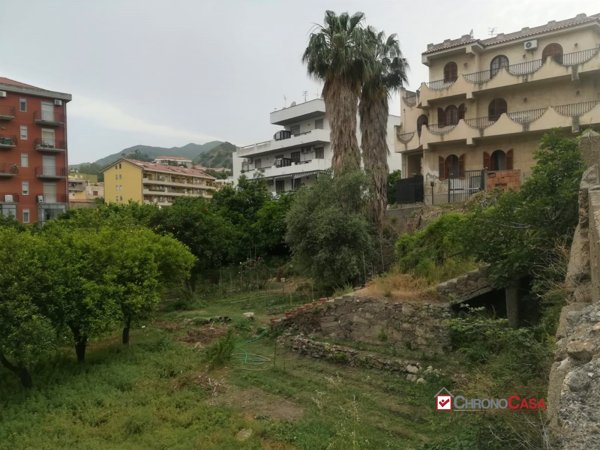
[0,77,40,89]
[424,12,600,55]
[125,159,215,179]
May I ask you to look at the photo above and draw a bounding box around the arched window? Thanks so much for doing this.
[490,150,506,170]
[445,154,460,178]
[445,105,459,125]
[416,115,428,137]
[488,98,507,121]
[437,108,446,127]
[542,43,563,64]
[443,62,458,82]
[490,55,509,77]
[439,154,465,180]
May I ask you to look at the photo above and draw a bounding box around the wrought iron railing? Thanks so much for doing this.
[0,163,19,175]
[554,100,600,117]
[0,105,16,119]
[33,111,65,125]
[427,123,457,135]
[0,135,16,147]
[464,117,498,129]
[35,138,67,151]
[507,108,547,124]
[425,79,455,90]
[0,193,19,203]
[396,130,415,142]
[35,167,67,178]
[561,47,600,66]
[403,93,417,106]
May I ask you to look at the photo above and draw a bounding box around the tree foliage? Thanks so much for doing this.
[286,172,377,292]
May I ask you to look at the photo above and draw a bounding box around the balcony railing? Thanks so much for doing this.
[0,163,19,177]
[33,111,65,126]
[40,193,67,203]
[425,79,455,90]
[0,135,16,148]
[554,100,600,117]
[464,117,498,130]
[35,167,67,179]
[0,193,19,203]
[507,108,547,124]
[427,123,458,134]
[562,47,600,66]
[396,130,416,143]
[35,139,67,152]
[0,105,16,120]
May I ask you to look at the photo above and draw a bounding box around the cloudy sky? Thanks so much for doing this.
[2,0,598,163]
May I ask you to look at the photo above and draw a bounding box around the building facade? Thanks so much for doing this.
[0,77,71,223]
[394,13,600,204]
[234,98,401,194]
[68,173,104,208]
[102,158,216,207]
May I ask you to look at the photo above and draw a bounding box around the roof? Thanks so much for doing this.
[0,76,72,101]
[424,12,600,55]
[112,158,215,180]
[155,155,192,161]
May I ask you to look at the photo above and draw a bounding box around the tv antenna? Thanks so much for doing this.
[488,27,497,37]
[303,90,308,102]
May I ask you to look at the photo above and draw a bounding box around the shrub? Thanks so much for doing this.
[203,330,235,369]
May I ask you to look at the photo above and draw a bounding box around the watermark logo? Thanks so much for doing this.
[435,387,546,412]
[435,387,453,411]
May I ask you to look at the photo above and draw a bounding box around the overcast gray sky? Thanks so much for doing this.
[2,0,598,163]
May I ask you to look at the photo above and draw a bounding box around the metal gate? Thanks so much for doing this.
[394,175,424,204]
[448,170,484,203]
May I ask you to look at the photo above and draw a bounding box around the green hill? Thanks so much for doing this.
[192,142,236,170]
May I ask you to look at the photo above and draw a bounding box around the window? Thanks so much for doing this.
[458,104,466,121]
[490,55,509,77]
[488,98,507,121]
[1,205,16,218]
[254,158,261,169]
[19,98,27,112]
[443,62,458,82]
[41,128,55,147]
[290,125,300,135]
[542,43,563,64]
[21,153,28,168]
[416,115,428,137]
[315,119,324,129]
[290,151,300,163]
[115,174,118,180]
[445,105,459,125]
[437,108,446,127]
[484,149,513,171]
[438,154,465,180]
[275,179,285,194]
[41,102,54,122]
[314,147,324,159]
[20,125,28,140]
[22,209,30,224]
[22,181,29,195]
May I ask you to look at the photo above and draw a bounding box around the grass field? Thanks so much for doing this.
[0,284,550,449]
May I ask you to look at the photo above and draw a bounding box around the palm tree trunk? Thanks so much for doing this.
[360,92,390,231]
[324,80,361,175]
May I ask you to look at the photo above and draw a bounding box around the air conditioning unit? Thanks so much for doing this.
[524,39,538,51]
[4,194,14,202]
[37,194,44,203]
[54,99,63,106]
[0,91,6,98]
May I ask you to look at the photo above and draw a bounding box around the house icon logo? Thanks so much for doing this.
[435,387,453,411]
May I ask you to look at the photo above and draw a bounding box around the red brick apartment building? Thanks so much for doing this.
[0,77,71,224]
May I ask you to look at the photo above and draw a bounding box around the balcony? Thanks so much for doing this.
[0,105,15,121]
[0,193,19,203]
[34,111,65,127]
[38,193,67,203]
[142,177,216,190]
[238,128,330,158]
[0,135,16,149]
[0,163,19,178]
[35,167,67,179]
[270,98,326,125]
[418,47,600,106]
[242,157,329,180]
[35,139,67,153]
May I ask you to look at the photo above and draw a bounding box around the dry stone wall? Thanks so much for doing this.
[548,130,600,449]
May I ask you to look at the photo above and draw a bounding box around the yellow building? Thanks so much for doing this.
[68,175,104,208]
[395,13,600,204]
[102,158,216,206]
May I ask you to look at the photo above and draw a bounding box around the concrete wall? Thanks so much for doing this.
[548,129,600,449]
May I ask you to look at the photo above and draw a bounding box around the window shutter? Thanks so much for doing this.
[483,152,490,170]
[506,149,514,170]
[439,156,445,180]
[437,108,446,127]
[458,154,465,178]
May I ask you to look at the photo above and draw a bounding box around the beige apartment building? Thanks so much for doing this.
[102,158,216,207]
[395,13,600,204]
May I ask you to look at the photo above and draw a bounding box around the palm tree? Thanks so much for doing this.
[359,29,408,229]
[303,11,370,175]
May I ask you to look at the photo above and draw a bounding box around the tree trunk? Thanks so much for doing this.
[359,90,390,231]
[0,352,33,388]
[324,79,361,175]
[122,317,131,345]
[70,327,88,363]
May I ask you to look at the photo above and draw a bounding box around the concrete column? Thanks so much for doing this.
[506,283,519,328]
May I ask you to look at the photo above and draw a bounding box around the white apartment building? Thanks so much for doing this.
[233,98,401,194]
